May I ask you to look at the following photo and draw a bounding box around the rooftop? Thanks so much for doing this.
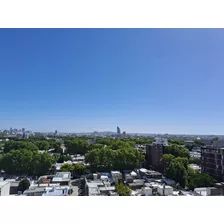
[0,181,9,188]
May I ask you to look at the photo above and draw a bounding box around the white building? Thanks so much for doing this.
[155,138,168,146]
[0,181,10,196]
[157,185,173,196]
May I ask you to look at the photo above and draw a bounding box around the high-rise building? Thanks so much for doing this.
[201,146,224,181]
[55,130,58,135]
[22,128,25,133]
[145,143,164,171]
[117,126,121,135]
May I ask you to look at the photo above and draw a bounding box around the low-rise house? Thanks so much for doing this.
[138,168,162,179]
[194,187,220,196]
[157,185,173,196]
[143,187,153,196]
[42,186,70,196]
[52,172,71,186]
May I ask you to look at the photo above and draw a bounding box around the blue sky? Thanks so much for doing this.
[0,29,224,134]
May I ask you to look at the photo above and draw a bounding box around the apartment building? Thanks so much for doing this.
[145,143,164,171]
[201,146,224,181]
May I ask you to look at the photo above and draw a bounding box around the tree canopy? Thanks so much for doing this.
[0,149,55,176]
[115,182,131,196]
[3,140,39,153]
[64,139,89,155]
[187,169,215,190]
[85,147,144,171]
[164,144,190,159]
[18,178,30,193]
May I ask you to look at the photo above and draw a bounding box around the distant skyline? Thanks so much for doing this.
[1,29,224,135]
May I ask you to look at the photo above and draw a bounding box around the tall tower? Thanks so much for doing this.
[117,126,121,135]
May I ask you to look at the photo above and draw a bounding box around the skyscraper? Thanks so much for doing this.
[117,126,121,135]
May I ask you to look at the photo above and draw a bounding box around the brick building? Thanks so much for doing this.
[145,143,164,171]
[201,146,224,181]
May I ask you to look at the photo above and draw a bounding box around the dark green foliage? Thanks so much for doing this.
[165,157,188,187]
[168,139,185,145]
[187,169,215,190]
[60,163,74,172]
[18,178,30,193]
[35,141,50,151]
[3,140,39,153]
[189,157,201,165]
[0,149,55,176]
[47,139,61,153]
[194,139,205,146]
[85,147,144,171]
[164,144,190,159]
[73,164,86,176]
[64,139,89,155]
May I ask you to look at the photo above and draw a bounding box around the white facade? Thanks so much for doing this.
[155,138,168,146]
[157,185,173,196]
[144,187,152,196]
[0,181,10,196]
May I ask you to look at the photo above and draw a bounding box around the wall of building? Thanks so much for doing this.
[0,182,10,196]
[146,144,164,171]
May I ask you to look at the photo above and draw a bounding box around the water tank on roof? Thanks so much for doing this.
[130,171,137,177]
[93,174,97,181]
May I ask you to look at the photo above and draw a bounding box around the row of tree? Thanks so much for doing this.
[3,139,62,153]
[85,147,145,171]
[0,149,55,176]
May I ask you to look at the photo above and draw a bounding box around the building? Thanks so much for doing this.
[155,138,168,146]
[157,185,173,196]
[51,172,71,186]
[145,143,164,171]
[213,140,224,149]
[194,187,220,196]
[0,181,10,196]
[201,147,224,181]
[184,140,195,146]
[117,126,121,135]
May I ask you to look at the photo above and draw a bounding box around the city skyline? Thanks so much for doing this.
[1,29,224,134]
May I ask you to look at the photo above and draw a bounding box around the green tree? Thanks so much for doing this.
[85,147,144,171]
[194,139,205,146]
[168,139,185,145]
[115,182,131,196]
[18,178,30,193]
[73,164,86,176]
[65,139,89,155]
[161,154,174,172]
[187,172,215,191]
[0,149,55,176]
[35,141,50,151]
[60,163,74,172]
[3,140,39,153]
[164,144,190,159]
[166,157,188,187]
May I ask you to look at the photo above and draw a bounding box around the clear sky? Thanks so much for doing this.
[0,29,224,134]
